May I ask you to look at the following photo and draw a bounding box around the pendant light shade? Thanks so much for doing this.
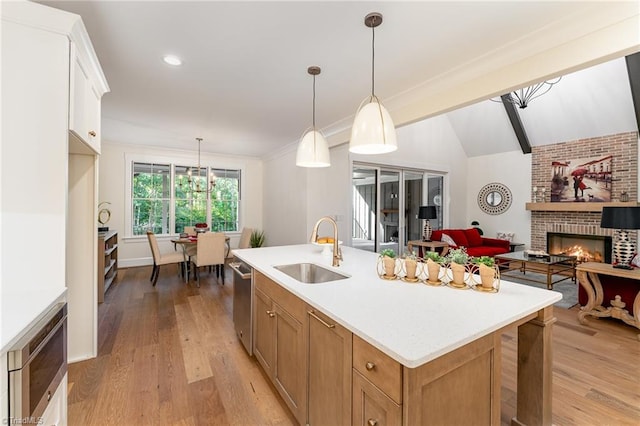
[349,12,397,155]
[350,96,397,154]
[296,129,330,167]
[296,66,330,168]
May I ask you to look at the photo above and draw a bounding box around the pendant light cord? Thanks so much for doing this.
[312,74,316,128]
[371,23,376,96]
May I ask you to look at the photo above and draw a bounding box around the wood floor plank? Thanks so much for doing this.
[69,265,639,426]
[174,301,214,384]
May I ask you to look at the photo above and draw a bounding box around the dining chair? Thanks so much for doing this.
[228,227,253,261]
[190,232,226,287]
[184,226,196,236]
[146,231,185,286]
[239,227,253,249]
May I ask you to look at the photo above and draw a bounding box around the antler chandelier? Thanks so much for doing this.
[494,77,562,109]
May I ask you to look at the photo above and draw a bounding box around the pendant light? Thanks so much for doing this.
[349,12,397,155]
[296,66,330,167]
[179,137,216,194]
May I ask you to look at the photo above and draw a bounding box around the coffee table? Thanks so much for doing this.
[495,251,577,290]
[407,240,449,257]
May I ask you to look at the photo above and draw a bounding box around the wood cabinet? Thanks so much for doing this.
[353,370,402,426]
[97,230,118,303]
[352,335,402,426]
[253,272,307,424]
[307,308,352,426]
[252,274,502,426]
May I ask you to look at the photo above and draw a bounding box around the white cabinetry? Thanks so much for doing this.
[70,52,102,153]
[1,0,109,402]
[40,373,68,426]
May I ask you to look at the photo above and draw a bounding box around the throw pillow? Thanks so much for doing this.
[463,228,483,247]
[631,253,640,268]
[497,231,514,243]
[440,233,456,246]
[448,229,470,247]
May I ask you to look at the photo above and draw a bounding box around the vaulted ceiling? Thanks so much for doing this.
[38,1,640,158]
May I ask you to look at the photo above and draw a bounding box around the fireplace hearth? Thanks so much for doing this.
[547,232,612,263]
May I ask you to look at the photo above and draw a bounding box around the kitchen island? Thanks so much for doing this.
[234,244,561,425]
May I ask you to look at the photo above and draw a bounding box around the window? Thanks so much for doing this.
[132,162,171,235]
[130,161,241,236]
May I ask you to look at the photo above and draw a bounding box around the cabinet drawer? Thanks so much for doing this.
[353,334,402,404]
[255,271,305,322]
[353,370,401,426]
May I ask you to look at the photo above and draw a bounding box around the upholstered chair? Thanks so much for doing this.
[146,231,185,286]
[190,232,226,286]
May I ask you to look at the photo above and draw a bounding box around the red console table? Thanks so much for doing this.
[576,262,640,340]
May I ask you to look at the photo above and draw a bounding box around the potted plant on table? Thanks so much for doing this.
[446,247,469,288]
[471,256,498,291]
[424,251,445,285]
[402,250,419,282]
[379,249,397,279]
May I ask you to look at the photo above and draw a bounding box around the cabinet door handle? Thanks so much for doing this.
[308,310,335,328]
[266,310,275,318]
[365,362,376,371]
[88,130,97,137]
[367,419,378,426]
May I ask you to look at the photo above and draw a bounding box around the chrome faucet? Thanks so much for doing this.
[310,216,342,267]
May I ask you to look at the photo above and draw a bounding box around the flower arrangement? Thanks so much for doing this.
[471,256,495,267]
[424,251,445,263]
[446,247,469,265]
[402,250,417,260]
[380,248,396,258]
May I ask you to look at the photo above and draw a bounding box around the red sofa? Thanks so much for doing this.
[431,228,510,257]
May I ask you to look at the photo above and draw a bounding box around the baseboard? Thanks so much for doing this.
[120,257,153,268]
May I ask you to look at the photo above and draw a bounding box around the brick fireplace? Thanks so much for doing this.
[530,132,638,257]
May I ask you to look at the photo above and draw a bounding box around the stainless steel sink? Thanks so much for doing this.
[273,263,349,284]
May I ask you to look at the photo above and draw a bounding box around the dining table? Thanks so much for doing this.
[171,234,231,282]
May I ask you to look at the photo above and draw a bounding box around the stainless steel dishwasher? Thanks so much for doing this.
[231,262,253,355]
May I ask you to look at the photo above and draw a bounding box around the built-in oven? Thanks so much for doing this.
[7,302,67,422]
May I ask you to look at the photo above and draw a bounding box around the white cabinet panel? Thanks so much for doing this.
[70,55,101,154]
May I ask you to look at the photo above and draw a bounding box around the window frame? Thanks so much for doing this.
[124,153,244,239]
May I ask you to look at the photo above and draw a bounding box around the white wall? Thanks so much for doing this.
[98,142,264,266]
[467,151,532,248]
[263,148,309,246]
[67,153,98,361]
[263,114,469,248]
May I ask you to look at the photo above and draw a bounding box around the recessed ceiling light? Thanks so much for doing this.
[163,55,182,66]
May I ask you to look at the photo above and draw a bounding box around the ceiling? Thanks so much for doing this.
[38,1,639,158]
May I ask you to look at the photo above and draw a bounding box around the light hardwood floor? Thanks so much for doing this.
[68,265,640,425]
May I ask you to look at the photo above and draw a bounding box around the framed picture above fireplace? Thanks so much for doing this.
[549,155,612,203]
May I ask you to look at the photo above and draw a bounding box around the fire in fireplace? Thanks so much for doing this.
[547,232,612,263]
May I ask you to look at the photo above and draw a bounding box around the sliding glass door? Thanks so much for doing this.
[352,164,445,254]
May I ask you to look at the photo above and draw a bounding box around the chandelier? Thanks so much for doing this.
[492,77,562,109]
[180,137,215,194]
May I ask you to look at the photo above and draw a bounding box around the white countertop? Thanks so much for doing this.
[234,244,561,368]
